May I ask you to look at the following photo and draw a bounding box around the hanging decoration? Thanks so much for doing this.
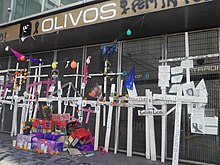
[101,42,118,56]
[26,56,43,65]
[5,46,43,64]
[83,56,91,85]
[5,46,9,51]
[70,60,77,69]
[65,61,70,68]
[51,62,57,69]
[20,56,26,61]
[10,48,24,60]
[126,29,132,36]
[51,61,59,81]
[51,69,59,81]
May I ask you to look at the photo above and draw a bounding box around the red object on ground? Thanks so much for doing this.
[102,148,106,154]
[70,128,90,146]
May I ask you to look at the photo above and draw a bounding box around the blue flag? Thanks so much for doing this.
[124,67,135,90]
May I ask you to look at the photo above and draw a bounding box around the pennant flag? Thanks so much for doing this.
[29,56,43,64]
[25,55,43,64]
[124,67,135,90]
[9,48,43,64]
[10,48,23,60]
[84,65,89,85]
[83,56,91,85]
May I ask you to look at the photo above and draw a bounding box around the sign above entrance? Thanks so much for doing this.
[0,0,213,43]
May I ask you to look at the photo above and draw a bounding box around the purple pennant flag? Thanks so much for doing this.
[25,55,43,64]
[29,56,43,64]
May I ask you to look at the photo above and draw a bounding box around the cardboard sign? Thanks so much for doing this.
[138,109,163,116]
[52,113,70,121]
[191,117,218,135]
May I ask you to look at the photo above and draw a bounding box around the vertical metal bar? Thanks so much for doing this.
[53,50,57,62]
[218,28,220,159]
[9,0,15,22]
[185,32,190,83]
[0,105,5,131]
[127,101,133,157]
[185,32,192,163]
[161,34,168,163]
[7,57,12,69]
[114,41,122,154]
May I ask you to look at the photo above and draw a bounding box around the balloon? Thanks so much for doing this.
[20,55,26,61]
[70,60,77,69]
[126,29,132,36]
[5,46,9,51]
[52,62,57,69]
[86,56,91,64]
[122,71,127,76]
[102,46,107,55]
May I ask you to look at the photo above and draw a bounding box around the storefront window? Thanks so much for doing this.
[0,0,94,24]
[44,0,83,11]
[0,0,11,24]
[12,0,43,20]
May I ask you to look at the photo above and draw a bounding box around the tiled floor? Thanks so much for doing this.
[0,133,185,165]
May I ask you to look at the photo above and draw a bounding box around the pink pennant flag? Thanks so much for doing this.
[10,48,23,60]
[84,65,89,84]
